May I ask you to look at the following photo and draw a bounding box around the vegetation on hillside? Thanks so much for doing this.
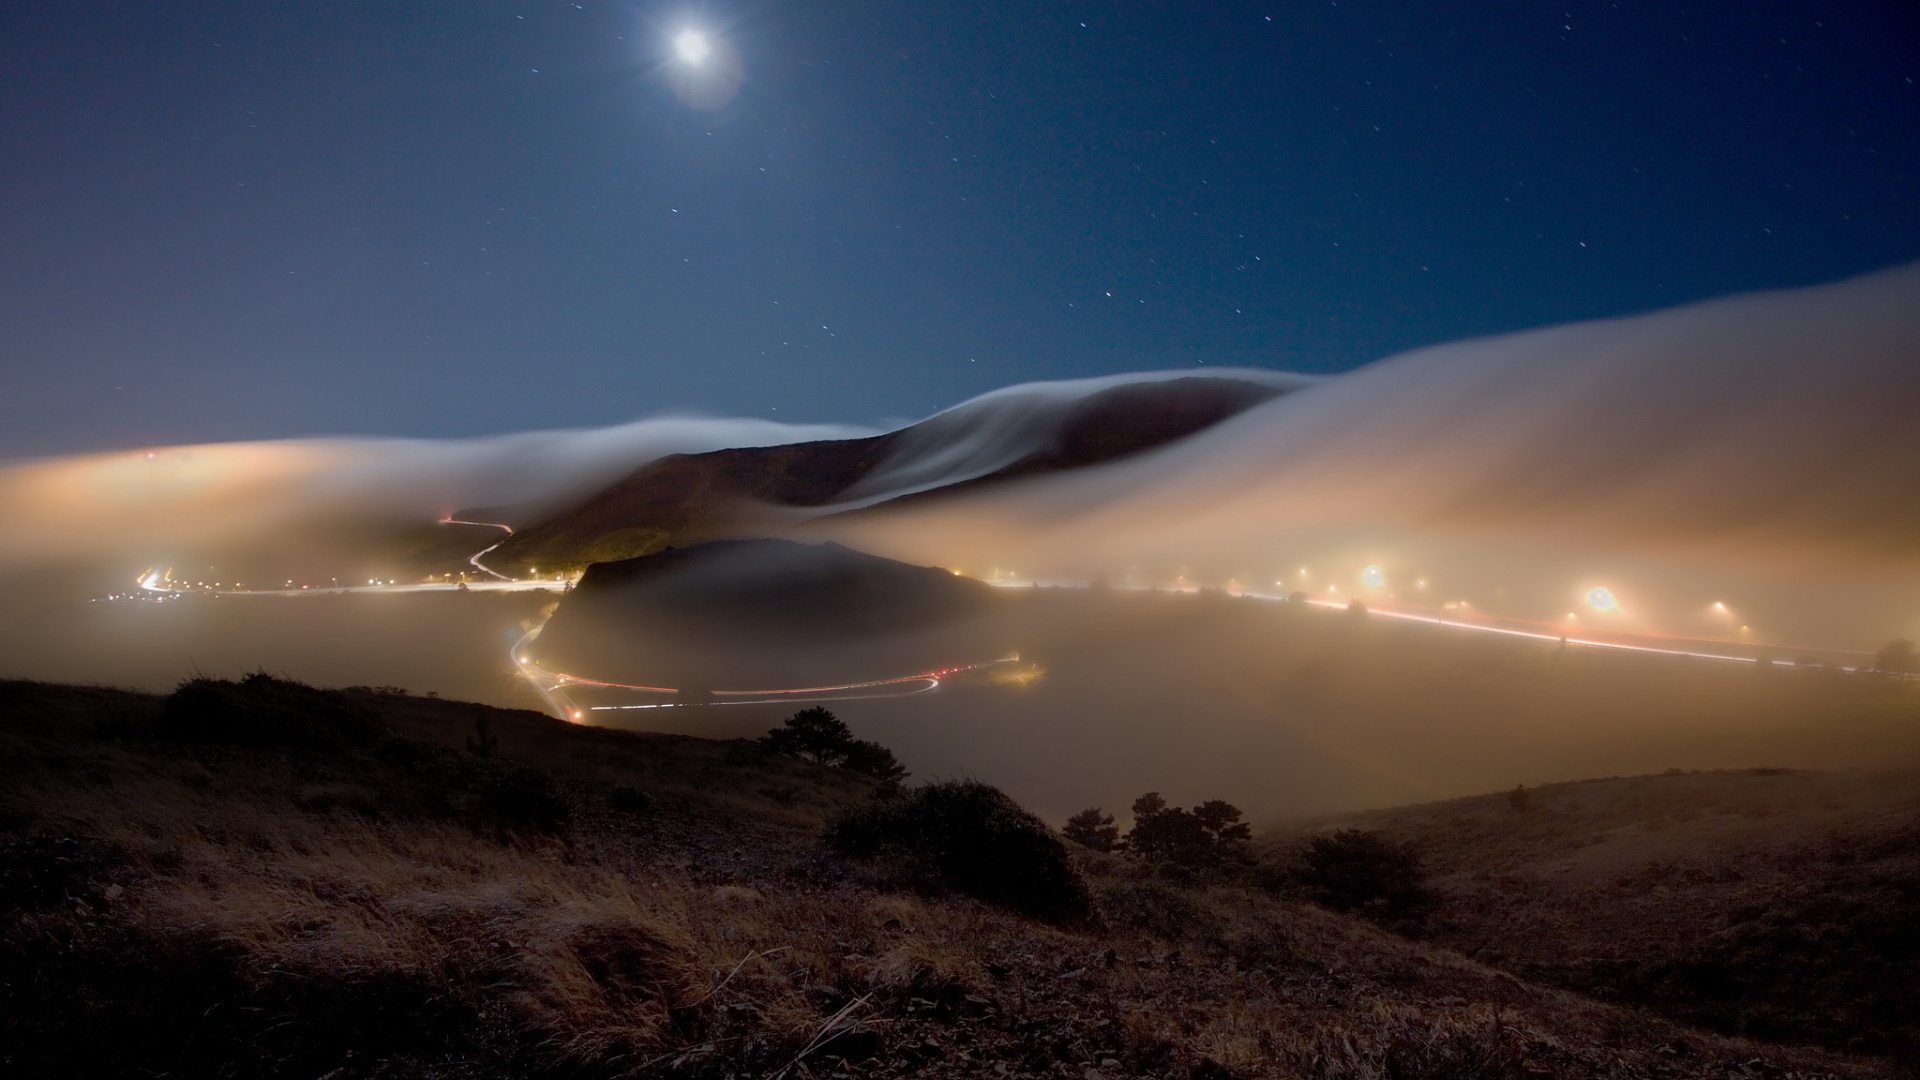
[2,677,1913,1078]
[826,780,1095,926]
[1292,768,1920,1066]
[1062,793,1252,870]
[761,706,907,789]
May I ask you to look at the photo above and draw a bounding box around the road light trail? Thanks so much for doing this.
[512,643,1013,720]
[985,579,1874,671]
[441,518,514,581]
[128,522,1891,727]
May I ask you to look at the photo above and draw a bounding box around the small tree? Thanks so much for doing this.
[1062,808,1120,852]
[762,708,908,788]
[1193,799,1252,844]
[842,738,909,790]
[1124,793,1250,865]
[762,707,856,766]
[1874,638,1916,675]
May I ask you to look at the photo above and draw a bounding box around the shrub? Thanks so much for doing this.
[825,780,1094,925]
[1874,638,1916,675]
[480,764,571,834]
[465,714,499,758]
[158,674,384,750]
[1291,830,1433,927]
[841,738,908,789]
[609,783,653,813]
[1063,808,1120,852]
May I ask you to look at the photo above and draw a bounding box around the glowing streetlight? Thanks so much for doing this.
[1712,602,1735,641]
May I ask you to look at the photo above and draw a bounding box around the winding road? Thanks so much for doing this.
[127,519,1883,725]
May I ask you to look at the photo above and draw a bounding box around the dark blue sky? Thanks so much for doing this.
[2,1,1915,455]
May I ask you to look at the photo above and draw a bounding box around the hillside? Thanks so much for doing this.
[4,676,1914,1079]
[482,374,1292,575]
[1283,768,1920,1064]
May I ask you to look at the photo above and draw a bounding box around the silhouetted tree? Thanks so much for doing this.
[1127,806,1211,863]
[761,707,908,788]
[761,707,855,766]
[842,738,909,790]
[1124,792,1250,865]
[1874,638,1916,675]
[1193,799,1252,844]
[1062,808,1120,852]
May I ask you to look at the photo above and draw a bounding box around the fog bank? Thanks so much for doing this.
[816,265,1920,649]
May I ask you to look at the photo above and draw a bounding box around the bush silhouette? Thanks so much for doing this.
[826,780,1094,925]
[480,764,571,834]
[1062,808,1120,852]
[1874,638,1916,675]
[1292,829,1433,926]
[840,738,908,789]
[158,674,384,750]
[465,714,499,758]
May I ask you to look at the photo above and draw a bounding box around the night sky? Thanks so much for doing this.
[3,2,1916,457]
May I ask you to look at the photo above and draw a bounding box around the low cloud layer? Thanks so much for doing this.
[817,264,1920,649]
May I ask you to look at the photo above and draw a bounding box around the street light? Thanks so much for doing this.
[1712,602,1734,641]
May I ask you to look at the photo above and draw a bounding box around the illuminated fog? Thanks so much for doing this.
[2,267,1916,818]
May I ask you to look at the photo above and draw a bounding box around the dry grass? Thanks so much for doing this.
[1277,767,1920,1065]
[3,677,1912,1079]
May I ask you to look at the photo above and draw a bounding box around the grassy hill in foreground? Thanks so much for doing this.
[2,677,1913,1079]
[1281,768,1920,1064]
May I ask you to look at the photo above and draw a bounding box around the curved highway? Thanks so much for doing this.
[127,518,1885,725]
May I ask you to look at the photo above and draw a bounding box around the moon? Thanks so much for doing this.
[674,29,711,65]
[665,28,742,109]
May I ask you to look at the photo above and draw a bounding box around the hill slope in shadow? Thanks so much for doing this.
[532,538,1009,690]
[4,676,1911,1079]
[1278,767,1920,1064]
[482,373,1296,574]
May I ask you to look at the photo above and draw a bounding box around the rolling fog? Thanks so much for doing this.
[1,266,1917,817]
[817,263,1920,653]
